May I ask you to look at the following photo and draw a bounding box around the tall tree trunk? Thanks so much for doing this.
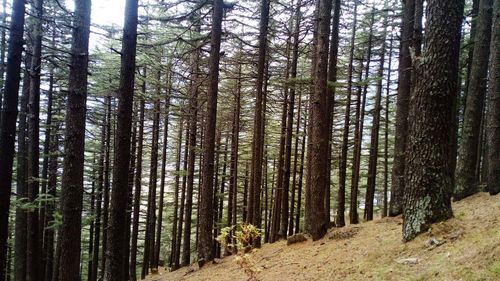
[58,0,92,280]
[104,0,138,279]
[486,0,499,196]
[0,0,26,277]
[337,0,358,227]
[390,0,416,217]
[305,0,332,240]
[248,0,270,242]
[455,0,493,201]
[198,0,223,265]
[403,0,464,241]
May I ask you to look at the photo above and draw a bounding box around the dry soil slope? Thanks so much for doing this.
[147,193,500,281]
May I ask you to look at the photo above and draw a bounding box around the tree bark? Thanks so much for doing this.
[403,0,464,242]
[58,0,91,280]
[390,0,416,217]
[198,0,223,265]
[487,0,499,196]
[305,0,332,240]
[104,0,138,278]
[0,0,26,277]
[248,0,270,240]
[455,0,493,201]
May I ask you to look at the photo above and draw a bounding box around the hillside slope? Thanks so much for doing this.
[147,193,500,281]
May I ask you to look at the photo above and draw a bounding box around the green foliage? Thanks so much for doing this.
[216,223,262,280]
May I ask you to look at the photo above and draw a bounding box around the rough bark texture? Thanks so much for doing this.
[104,0,138,279]
[455,0,493,201]
[487,0,499,196]
[0,0,26,278]
[305,0,332,241]
[249,0,270,238]
[198,0,223,265]
[58,0,91,280]
[403,0,464,242]
[390,0,415,217]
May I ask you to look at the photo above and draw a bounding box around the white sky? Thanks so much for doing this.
[90,0,126,26]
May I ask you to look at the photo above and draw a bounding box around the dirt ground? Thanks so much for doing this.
[146,193,500,281]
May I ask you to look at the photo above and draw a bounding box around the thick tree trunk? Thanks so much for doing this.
[403,0,464,242]
[198,0,223,265]
[58,1,91,280]
[0,0,26,278]
[248,0,270,239]
[305,0,332,240]
[104,0,138,278]
[487,0,499,196]
[455,0,493,201]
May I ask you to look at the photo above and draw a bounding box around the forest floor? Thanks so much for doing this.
[146,192,500,281]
